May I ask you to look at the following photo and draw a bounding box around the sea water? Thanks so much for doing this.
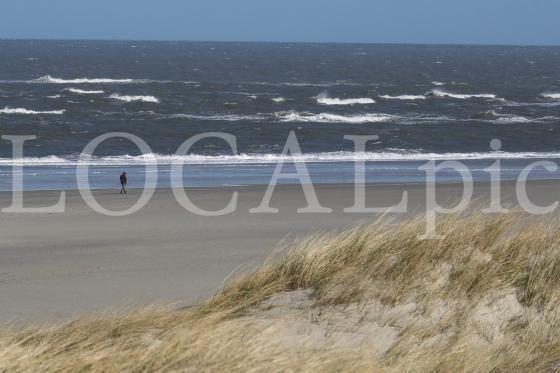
[1,41,559,190]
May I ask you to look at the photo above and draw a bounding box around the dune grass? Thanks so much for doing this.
[2,212,560,371]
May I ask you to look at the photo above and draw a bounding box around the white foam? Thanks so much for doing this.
[541,92,560,99]
[317,94,375,105]
[472,110,554,124]
[168,112,450,124]
[272,97,286,103]
[0,155,69,165]
[277,111,394,124]
[0,107,65,115]
[491,114,533,124]
[109,94,159,103]
[3,150,560,166]
[65,88,105,94]
[380,94,426,100]
[432,81,445,86]
[170,113,266,121]
[31,75,135,84]
[428,88,498,100]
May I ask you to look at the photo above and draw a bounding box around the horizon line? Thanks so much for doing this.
[0,37,559,48]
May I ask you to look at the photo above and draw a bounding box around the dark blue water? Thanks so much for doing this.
[0,41,559,190]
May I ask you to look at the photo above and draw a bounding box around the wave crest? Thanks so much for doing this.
[471,110,552,124]
[317,93,375,106]
[64,88,105,94]
[492,114,533,124]
[277,111,394,124]
[169,114,266,121]
[427,88,498,100]
[3,151,560,166]
[109,94,159,103]
[541,92,560,100]
[0,107,65,115]
[380,94,426,100]
[31,75,134,84]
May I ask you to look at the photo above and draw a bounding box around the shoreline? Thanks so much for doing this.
[2,176,560,192]
[2,157,560,192]
[1,180,560,324]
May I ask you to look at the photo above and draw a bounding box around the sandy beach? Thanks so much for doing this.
[0,180,558,323]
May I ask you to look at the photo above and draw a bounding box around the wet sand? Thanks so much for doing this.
[1,181,559,323]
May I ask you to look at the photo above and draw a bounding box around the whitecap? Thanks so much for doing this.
[109,94,159,103]
[64,88,105,95]
[31,75,134,84]
[0,107,65,115]
[277,111,394,124]
[4,150,560,167]
[169,114,266,121]
[380,94,426,100]
[491,114,533,124]
[541,92,560,99]
[317,96,375,105]
[272,97,286,103]
[471,110,551,124]
[427,88,498,100]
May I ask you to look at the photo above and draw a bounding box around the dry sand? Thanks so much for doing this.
[1,181,559,323]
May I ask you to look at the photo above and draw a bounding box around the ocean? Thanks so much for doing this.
[0,40,559,191]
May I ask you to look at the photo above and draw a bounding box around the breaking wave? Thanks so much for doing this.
[64,88,105,94]
[491,115,533,124]
[31,75,135,84]
[3,151,560,166]
[276,111,395,124]
[109,94,159,103]
[169,113,266,121]
[317,93,375,105]
[471,110,556,124]
[162,112,464,124]
[427,88,498,100]
[380,94,426,100]
[541,92,560,99]
[0,107,65,115]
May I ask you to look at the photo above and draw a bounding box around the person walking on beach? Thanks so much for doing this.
[120,172,127,194]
